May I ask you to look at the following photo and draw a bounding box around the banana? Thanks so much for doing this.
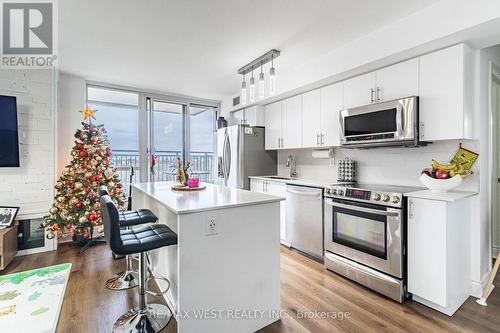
[431,159,458,172]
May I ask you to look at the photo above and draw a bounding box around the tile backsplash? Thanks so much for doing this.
[277,140,480,191]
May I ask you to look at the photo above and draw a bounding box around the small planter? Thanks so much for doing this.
[419,173,463,192]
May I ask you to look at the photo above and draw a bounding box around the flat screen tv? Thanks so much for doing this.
[0,95,20,167]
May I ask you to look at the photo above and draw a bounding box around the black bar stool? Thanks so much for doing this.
[101,194,177,333]
[99,186,158,290]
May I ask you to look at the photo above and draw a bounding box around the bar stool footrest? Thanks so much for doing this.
[145,276,171,297]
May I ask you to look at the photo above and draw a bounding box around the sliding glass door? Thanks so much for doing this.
[189,105,216,183]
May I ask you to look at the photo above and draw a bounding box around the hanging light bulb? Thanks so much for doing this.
[259,62,265,99]
[241,74,247,105]
[249,67,256,103]
[269,55,276,95]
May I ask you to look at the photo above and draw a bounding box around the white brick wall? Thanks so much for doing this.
[0,69,55,217]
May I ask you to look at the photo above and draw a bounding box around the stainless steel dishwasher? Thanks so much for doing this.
[285,184,324,260]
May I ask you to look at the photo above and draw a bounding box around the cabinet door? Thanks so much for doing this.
[343,72,376,108]
[249,179,264,193]
[244,105,264,127]
[264,101,282,150]
[320,82,343,146]
[231,109,245,125]
[266,181,287,243]
[281,95,303,149]
[302,89,321,148]
[419,45,466,141]
[375,58,419,102]
[408,198,448,307]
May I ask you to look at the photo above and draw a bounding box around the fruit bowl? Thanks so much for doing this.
[419,173,463,192]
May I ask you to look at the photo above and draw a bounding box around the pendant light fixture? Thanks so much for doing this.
[259,62,265,99]
[241,74,247,105]
[237,49,280,100]
[249,67,256,103]
[269,54,276,95]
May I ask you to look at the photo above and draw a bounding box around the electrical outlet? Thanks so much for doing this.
[206,216,217,236]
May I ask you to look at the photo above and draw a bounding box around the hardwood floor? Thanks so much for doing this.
[3,243,500,333]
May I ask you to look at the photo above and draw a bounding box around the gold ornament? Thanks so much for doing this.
[108,181,115,188]
[49,207,58,214]
[79,216,87,223]
[75,182,83,189]
[96,226,104,234]
[80,106,97,121]
[46,232,55,239]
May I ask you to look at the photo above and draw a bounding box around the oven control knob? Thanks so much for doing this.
[337,189,344,196]
[382,194,390,202]
[332,189,337,195]
[373,193,381,201]
[392,195,401,204]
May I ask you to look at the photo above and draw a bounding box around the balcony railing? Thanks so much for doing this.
[111,150,214,188]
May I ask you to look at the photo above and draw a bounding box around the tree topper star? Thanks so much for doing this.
[80,106,97,121]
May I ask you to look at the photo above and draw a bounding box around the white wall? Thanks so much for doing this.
[57,72,86,175]
[493,77,500,254]
[278,140,480,191]
[0,69,55,218]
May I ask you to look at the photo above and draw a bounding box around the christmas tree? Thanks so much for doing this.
[43,107,126,240]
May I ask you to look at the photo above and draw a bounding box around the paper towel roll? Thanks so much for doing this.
[311,148,333,159]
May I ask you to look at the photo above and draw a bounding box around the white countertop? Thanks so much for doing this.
[249,176,337,188]
[405,190,478,202]
[132,182,284,214]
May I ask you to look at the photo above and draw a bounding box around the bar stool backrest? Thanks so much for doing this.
[99,185,109,197]
[100,194,123,252]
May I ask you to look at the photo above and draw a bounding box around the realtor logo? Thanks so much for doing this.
[1,0,57,68]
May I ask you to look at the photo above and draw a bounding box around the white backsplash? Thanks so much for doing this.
[277,140,480,191]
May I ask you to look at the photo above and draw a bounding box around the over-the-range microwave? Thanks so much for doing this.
[339,96,419,148]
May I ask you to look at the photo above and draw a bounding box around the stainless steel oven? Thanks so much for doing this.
[323,184,415,303]
[339,96,418,148]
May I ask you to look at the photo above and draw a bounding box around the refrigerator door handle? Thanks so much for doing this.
[217,156,223,178]
[224,131,231,180]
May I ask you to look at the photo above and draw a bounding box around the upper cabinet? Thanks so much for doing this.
[375,58,419,102]
[343,72,376,108]
[264,101,282,150]
[281,95,303,149]
[230,106,264,127]
[302,83,343,148]
[264,96,302,150]
[419,44,473,141]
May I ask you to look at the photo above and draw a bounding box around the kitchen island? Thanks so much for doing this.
[131,182,283,333]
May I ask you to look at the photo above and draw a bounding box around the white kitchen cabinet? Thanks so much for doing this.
[244,105,264,126]
[281,95,303,149]
[418,44,473,141]
[407,195,472,316]
[320,82,343,146]
[231,109,245,125]
[264,101,282,150]
[302,89,322,148]
[375,58,419,102]
[343,72,376,108]
[250,178,288,245]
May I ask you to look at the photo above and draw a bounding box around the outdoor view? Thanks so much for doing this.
[87,86,215,189]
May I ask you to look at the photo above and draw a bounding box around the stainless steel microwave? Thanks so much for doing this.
[339,96,418,148]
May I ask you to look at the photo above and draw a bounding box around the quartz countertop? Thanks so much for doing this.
[132,182,284,214]
[248,176,337,188]
[405,189,478,202]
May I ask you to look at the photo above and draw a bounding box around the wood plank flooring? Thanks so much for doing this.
[3,243,499,333]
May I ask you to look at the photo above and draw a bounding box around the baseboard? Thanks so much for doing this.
[471,270,491,298]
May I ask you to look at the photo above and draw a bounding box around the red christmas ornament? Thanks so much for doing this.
[52,224,59,231]
[75,201,83,209]
[79,150,87,158]
[76,143,84,150]
[92,175,100,182]
[88,212,98,221]
[83,231,90,239]
[85,187,92,194]
[66,224,73,230]
[116,183,123,189]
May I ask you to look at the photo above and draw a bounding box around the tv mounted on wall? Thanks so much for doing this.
[0,95,20,167]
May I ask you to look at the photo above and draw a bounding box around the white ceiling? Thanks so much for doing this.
[59,0,438,101]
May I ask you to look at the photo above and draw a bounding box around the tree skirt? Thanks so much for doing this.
[0,263,71,333]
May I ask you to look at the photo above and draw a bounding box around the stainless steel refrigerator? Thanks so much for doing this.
[216,125,277,189]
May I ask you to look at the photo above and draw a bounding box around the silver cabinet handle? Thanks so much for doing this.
[377,87,381,102]
[321,133,324,145]
[326,200,400,217]
[316,133,320,146]
[408,199,414,219]
[419,121,425,140]
[370,88,374,103]
[286,188,322,198]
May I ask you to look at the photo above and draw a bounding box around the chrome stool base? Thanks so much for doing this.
[112,303,172,333]
[106,270,139,290]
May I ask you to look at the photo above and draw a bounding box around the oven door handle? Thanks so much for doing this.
[326,200,400,217]
[396,102,404,138]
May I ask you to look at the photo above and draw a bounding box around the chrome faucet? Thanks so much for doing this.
[286,155,297,178]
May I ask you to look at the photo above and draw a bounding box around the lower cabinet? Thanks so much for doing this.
[250,178,287,245]
[407,195,472,316]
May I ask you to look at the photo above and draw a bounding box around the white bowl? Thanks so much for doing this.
[419,173,463,192]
